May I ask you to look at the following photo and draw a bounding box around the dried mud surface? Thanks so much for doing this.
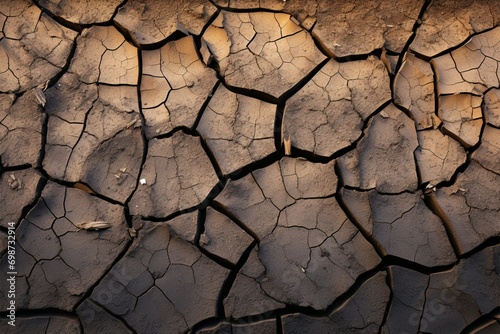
[0,0,499,333]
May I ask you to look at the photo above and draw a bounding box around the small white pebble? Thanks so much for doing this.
[140,178,147,185]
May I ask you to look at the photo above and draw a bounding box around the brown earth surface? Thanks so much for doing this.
[0,0,499,333]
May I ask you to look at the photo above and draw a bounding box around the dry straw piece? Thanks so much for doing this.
[34,87,46,107]
[281,105,292,155]
[76,221,112,230]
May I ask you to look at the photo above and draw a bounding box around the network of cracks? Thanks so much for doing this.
[0,0,499,333]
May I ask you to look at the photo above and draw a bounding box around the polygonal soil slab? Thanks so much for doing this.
[313,0,424,56]
[258,212,380,310]
[216,157,380,310]
[0,169,42,227]
[202,10,327,98]
[89,223,229,334]
[432,26,500,95]
[382,266,428,334]
[213,0,326,32]
[281,272,390,332]
[38,0,123,24]
[0,90,45,167]
[401,245,499,333]
[223,247,285,319]
[0,0,77,92]
[43,76,143,203]
[141,36,218,138]
[150,211,198,244]
[197,85,276,175]
[393,53,438,130]
[341,189,456,267]
[484,88,500,127]
[383,249,500,334]
[114,0,217,45]
[439,94,483,148]
[474,125,500,175]
[411,0,500,58]
[421,252,498,333]
[129,131,219,218]
[339,104,419,193]
[284,57,391,157]
[200,207,254,265]
[215,157,337,238]
[0,181,129,311]
[415,129,467,186]
[433,160,500,254]
[68,25,138,85]
[77,299,133,334]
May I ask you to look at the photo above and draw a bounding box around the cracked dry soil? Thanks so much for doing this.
[0,0,499,333]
